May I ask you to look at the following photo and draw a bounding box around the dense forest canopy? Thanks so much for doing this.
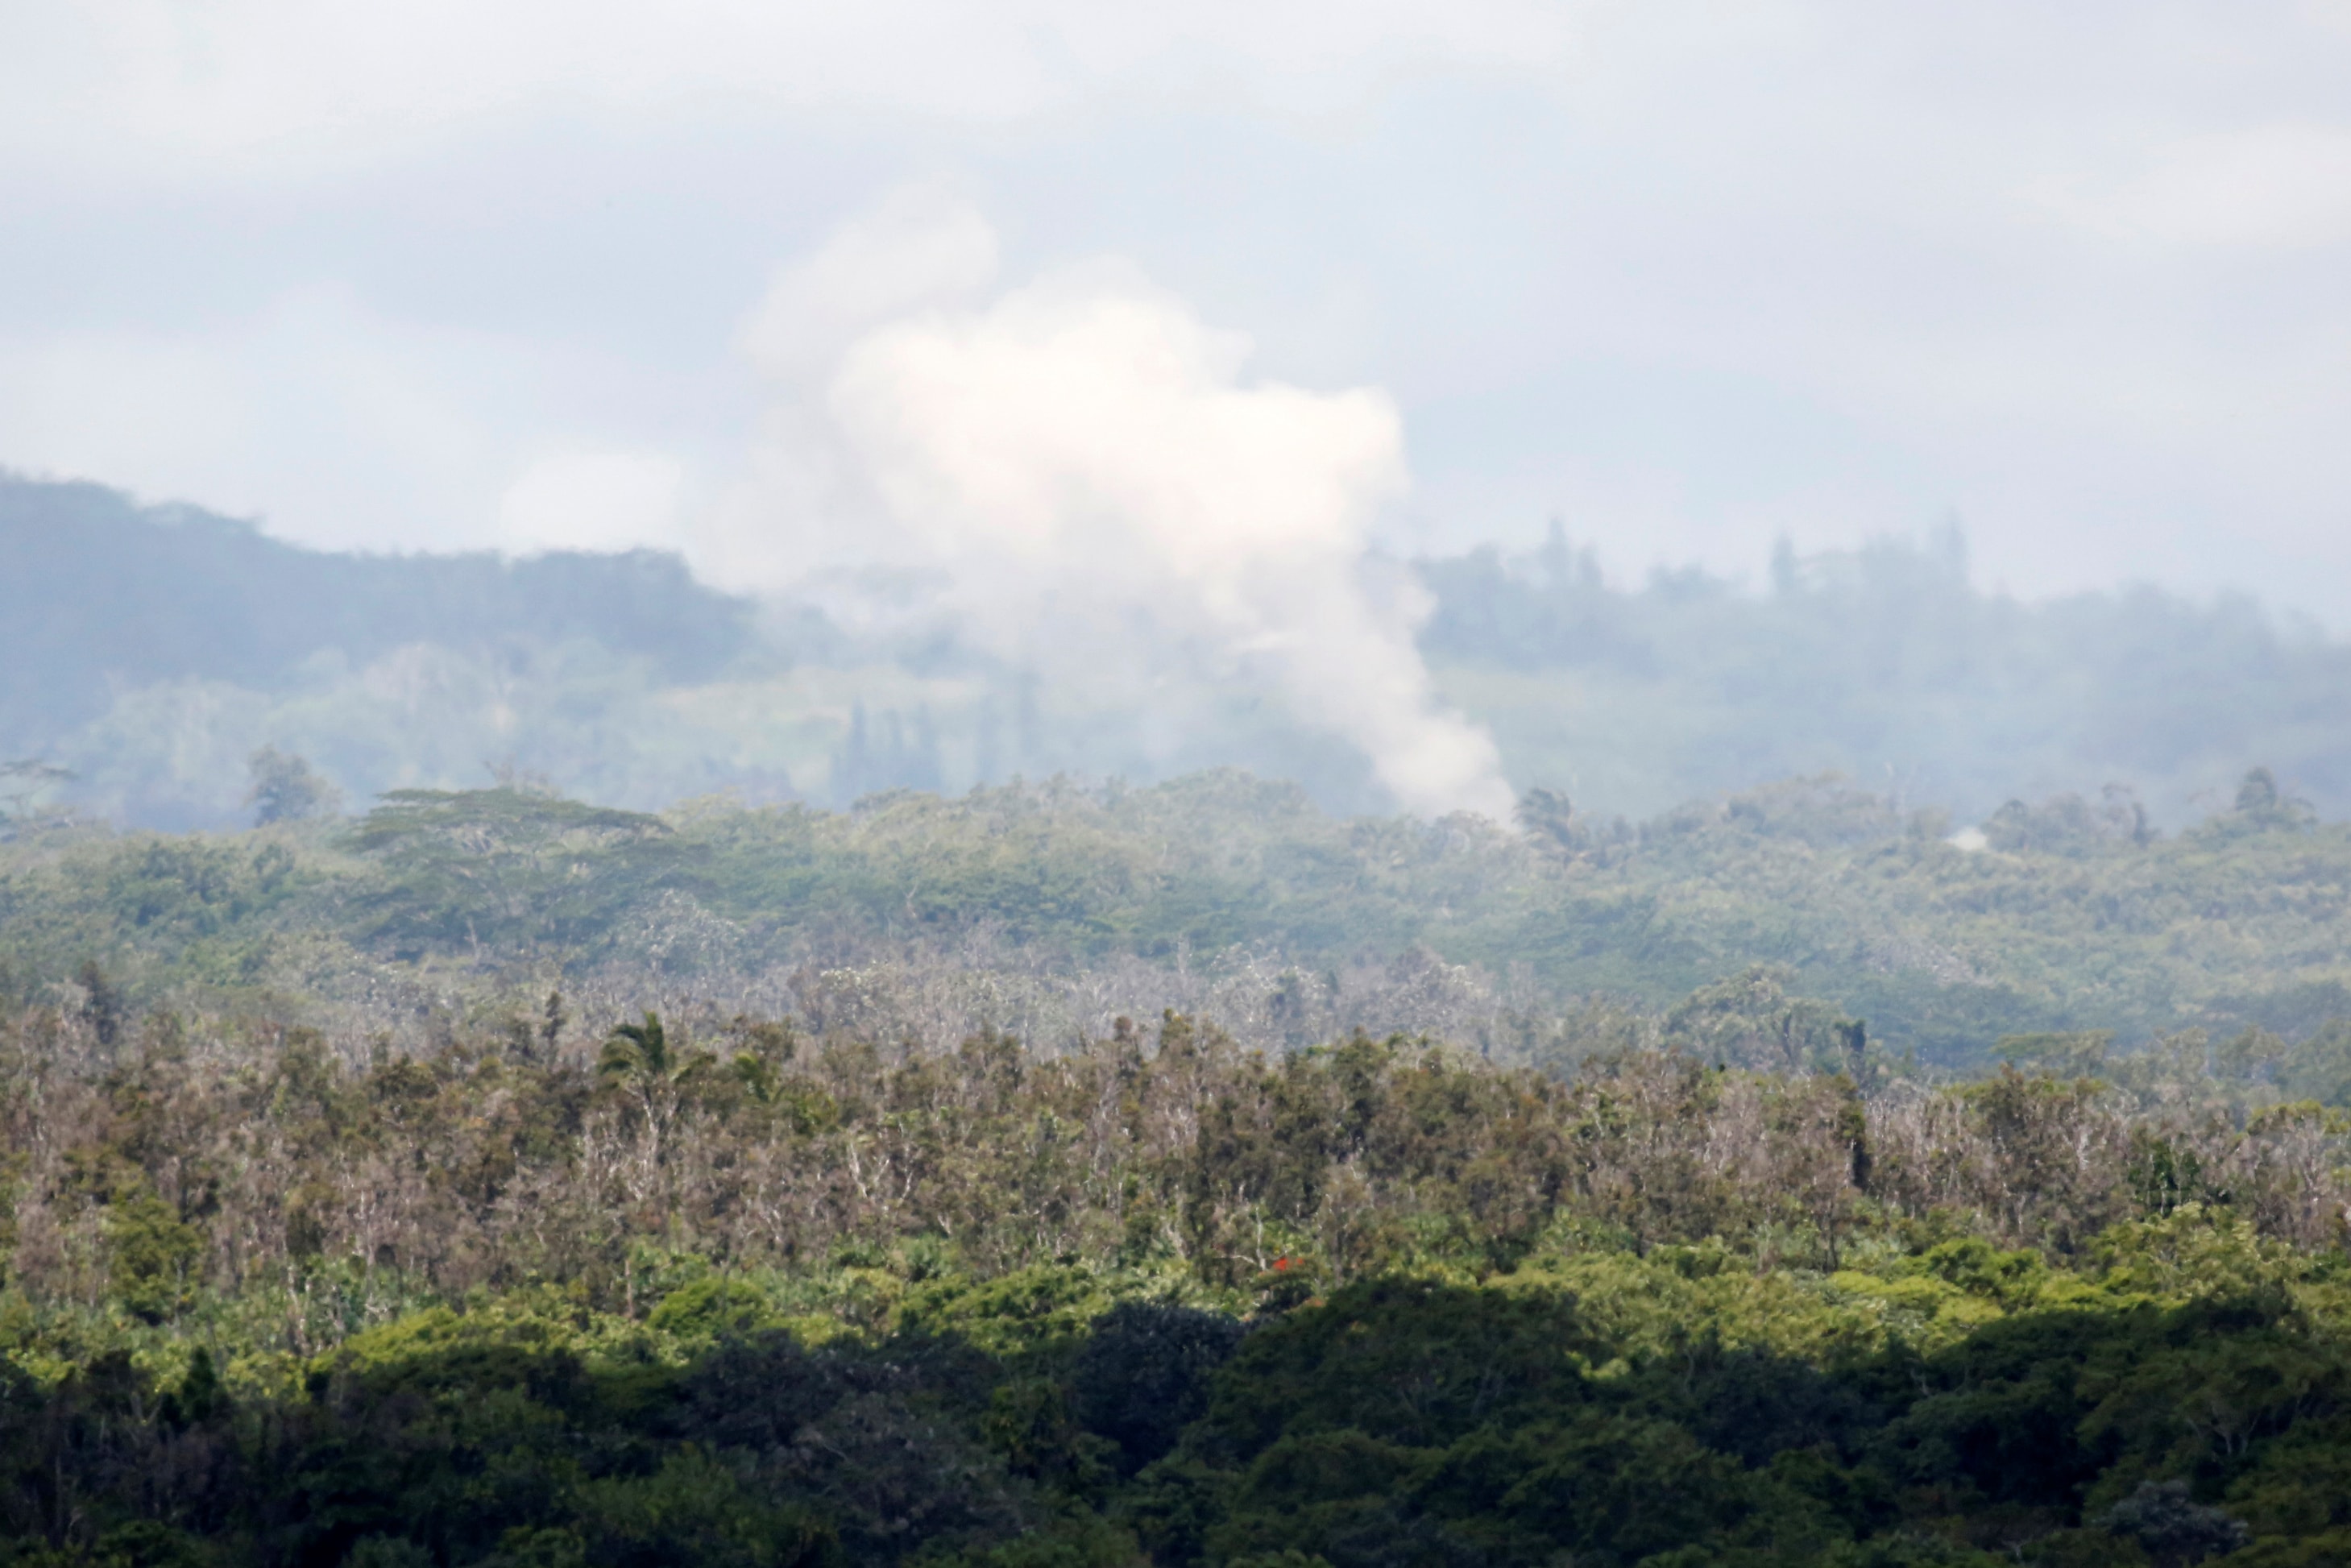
[8,474,2349,829]
[6,983,2351,1566]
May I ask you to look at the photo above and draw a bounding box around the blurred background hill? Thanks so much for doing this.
[9,471,2348,832]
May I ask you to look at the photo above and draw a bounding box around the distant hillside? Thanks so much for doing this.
[1,474,795,827]
[1,472,756,745]
[1422,523,2351,829]
[6,473,1350,827]
[7,472,2349,832]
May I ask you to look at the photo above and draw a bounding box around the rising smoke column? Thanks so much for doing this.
[722,198,1516,821]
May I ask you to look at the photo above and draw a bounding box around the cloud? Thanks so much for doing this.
[0,0,1576,180]
[708,201,1517,819]
[499,450,687,554]
[0,285,527,551]
[740,189,1001,379]
[2039,123,2351,248]
[15,0,2351,628]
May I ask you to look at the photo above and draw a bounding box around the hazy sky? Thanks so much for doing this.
[6,1,2351,620]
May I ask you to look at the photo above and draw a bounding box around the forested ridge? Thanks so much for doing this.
[5,768,2350,1066]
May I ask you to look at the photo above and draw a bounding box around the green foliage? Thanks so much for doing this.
[7,1184,2351,1565]
[244,747,340,827]
[645,1278,785,1342]
[1665,964,1867,1076]
[102,1184,201,1324]
[2096,1481,2251,1566]
[349,788,685,958]
[1066,1304,1246,1475]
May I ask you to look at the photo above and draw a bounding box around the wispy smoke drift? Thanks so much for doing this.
[707,192,1516,821]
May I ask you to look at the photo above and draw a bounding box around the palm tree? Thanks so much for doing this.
[599,1011,710,1162]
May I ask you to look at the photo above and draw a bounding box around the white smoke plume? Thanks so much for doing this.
[708,193,1516,822]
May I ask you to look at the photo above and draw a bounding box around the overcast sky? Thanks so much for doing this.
[6,1,2350,620]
